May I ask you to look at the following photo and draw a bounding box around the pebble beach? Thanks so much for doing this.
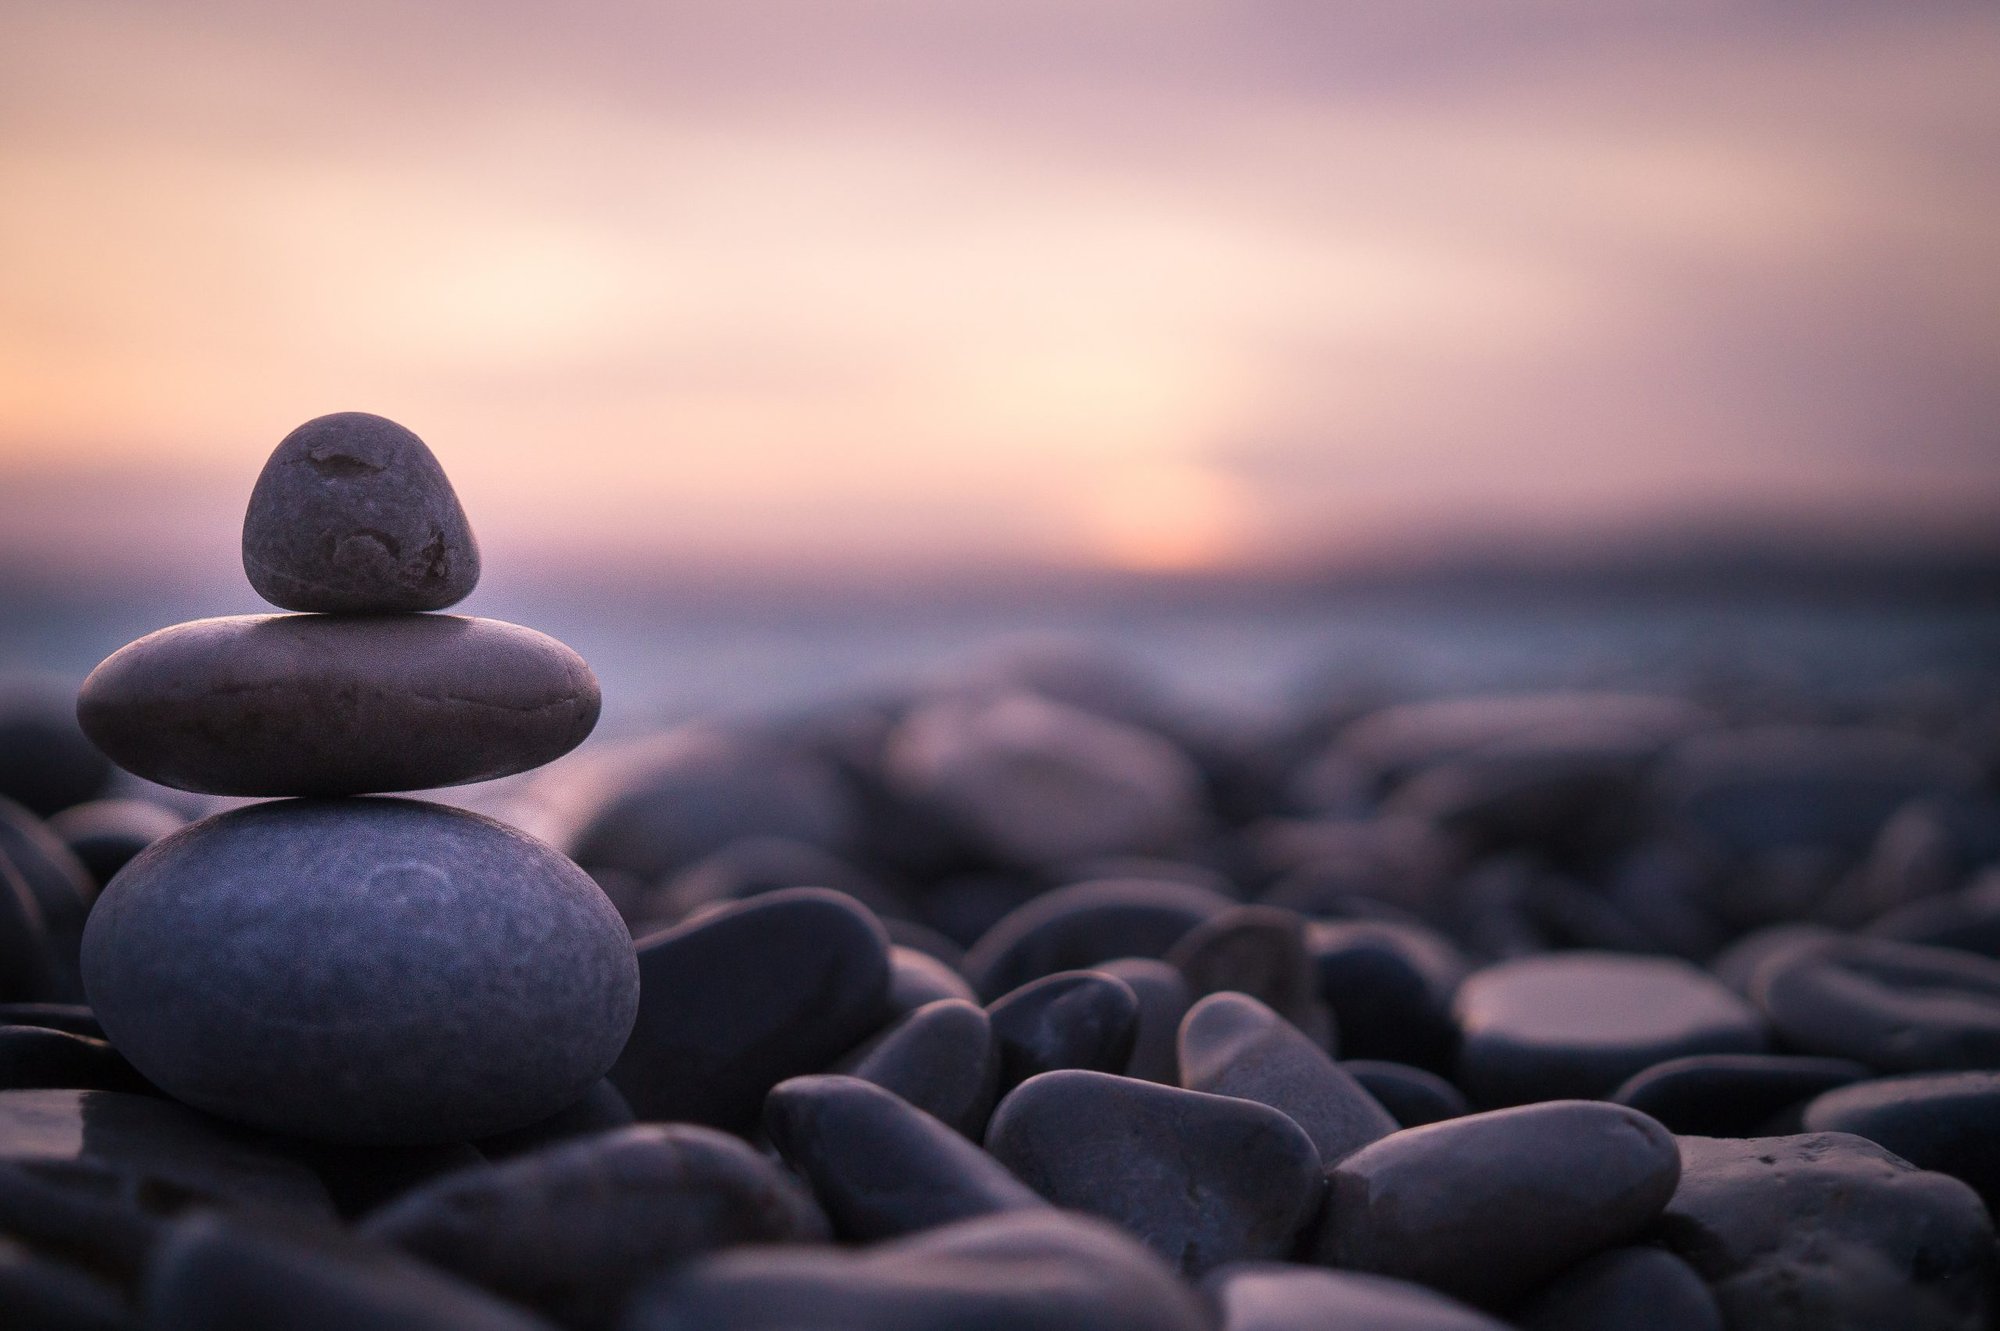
[0,413,1997,1330]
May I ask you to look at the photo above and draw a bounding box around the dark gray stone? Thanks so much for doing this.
[1179,992,1396,1164]
[1748,935,2000,1071]
[1308,920,1467,1072]
[476,1079,634,1160]
[83,798,638,1143]
[0,1025,150,1093]
[1310,1100,1681,1309]
[566,726,857,884]
[241,411,480,613]
[0,1004,99,1038]
[884,691,1207,870]
[0,1157,165,1292]
[78,615,600,796]
[1455,952,1765,1105]
[887,946,978,1013]
[1203,1262,1509,1331]
[47,798,186,887]
[622,1207,1210,1331]
[0,688,112,818]
[765,1075,1045,1241]
[1801,1071,2000,1213]
[1341,1060,1468,1127]
[1097,956,1192,1084]
[1660,1133,1996,1330]
[1167,905,1331,1048]
[962,877,1232,1001]
[1609,1053,1870,1136]
[1516,1247,1722,1331]
[0,1089,334,1215]
[985,1068,1323,1276]
[145,1212,555,1331]
[610,888,891,1130]
[986,970,1138,1093]
[362,1123,827,1328]
[0,856,51,1003]
[835,999,998,1138]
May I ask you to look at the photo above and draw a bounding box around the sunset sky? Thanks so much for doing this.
[3,1,1997,594]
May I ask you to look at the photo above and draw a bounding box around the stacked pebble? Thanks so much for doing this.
[74,412,638,1144]
[0,498,1995,1327]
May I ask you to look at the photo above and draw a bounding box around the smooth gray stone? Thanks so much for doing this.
[986,970,1138,1093]
[1307,920,1467,1073]
[1801,1071,2000,1212]
[47,798,186,887]
[476,1078,634,1160]
[623,1208,1210,1331]
[884,691,1207,870]
[566,726,857,884]
[0,1089,334,1216]
[83,799,638,1144]
[0,688,112,818]
[241,411,480,613]
[0,1025,150,1093]
[1097,956,1192,1084]
[611,888,891,1130]
[1341,1060,1468,1127]
[362,1123,827,1328]
[1609,1053,1870,1136]
[1204,1262,1509,1331]
[145,1212,555,1331]
[836,999,998,1138]
[0,1232,125,1331]
[985,1069,1324,1277]
[962,877,1232,1001]
[1455,953,1765,1105]
[1660,1133,1996,1330]
[1179,993,1396,1164]
[1167,905,1332,1049]
[766,1075,1045,1242]
[887,946,979,1014]
[1748,935,2000,1071]
[1516,1247,1722,1331]
[78,615,600,797]
[1310,1100,1681,1309]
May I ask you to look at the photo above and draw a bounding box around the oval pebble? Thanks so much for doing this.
[962,876,1231,1001]
[78,615,600,797]
[1341,1060,1468,1127]
[1167,905,1331,1048]
[1310,1100,1681,1309]
[1516,1246,1722,1331]
[610,888,890,1130]
[835,999,998,1139]
[1801,1071,2000,1212]
[362,1123,827,1328]
[1455,952,1765,1105]
[1749,935,2000,1071]
[985,1068,1324,1276]
[986,970,1138,1093]
[1178,992,1396,1164]
[1609,1053,1870,1136]
[1097,956,1192,1084]
[82,798,638,1143]
[1308,920,1466,1072]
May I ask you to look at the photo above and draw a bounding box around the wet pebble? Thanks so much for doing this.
[985,1068,1324,1276]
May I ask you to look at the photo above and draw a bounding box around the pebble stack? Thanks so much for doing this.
[75,412,637,1144]
[0,493,1996,1327]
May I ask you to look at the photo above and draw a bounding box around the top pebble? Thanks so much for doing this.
[242,411,480,613]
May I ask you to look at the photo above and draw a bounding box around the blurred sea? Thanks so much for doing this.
[7,583,1997,742]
